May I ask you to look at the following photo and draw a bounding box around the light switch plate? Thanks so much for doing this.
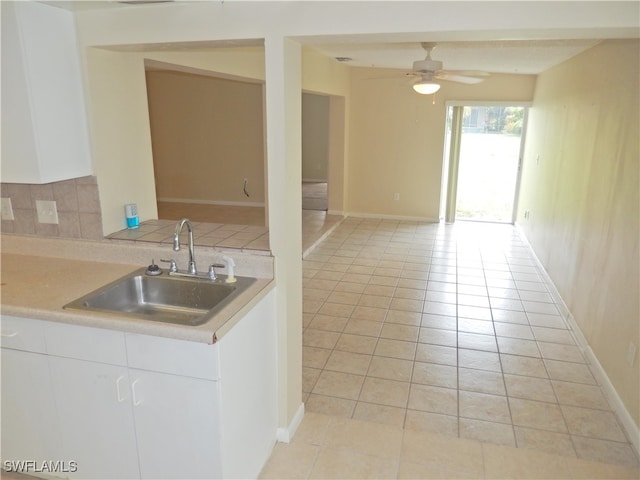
[36,200,59,224]
[1,197,14,220]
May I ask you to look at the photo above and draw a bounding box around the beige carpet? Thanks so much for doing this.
[302,182,328,211]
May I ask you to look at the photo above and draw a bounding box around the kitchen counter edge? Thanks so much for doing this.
[1,235,275,344]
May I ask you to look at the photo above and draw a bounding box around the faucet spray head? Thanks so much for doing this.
[173,233,180,251]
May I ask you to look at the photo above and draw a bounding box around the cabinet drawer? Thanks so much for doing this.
[45,322,127,366]
[126,334,220,380]
[0,316,47,353]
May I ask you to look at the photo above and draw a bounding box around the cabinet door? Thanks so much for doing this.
[130,369,222,480]
[1,2,92,184]
[1,349,62,464]
[49,356,139,480]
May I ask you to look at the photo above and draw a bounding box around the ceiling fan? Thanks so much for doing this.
[408,42,490,94]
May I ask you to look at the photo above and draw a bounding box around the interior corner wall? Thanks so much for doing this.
[301,93,329,182]
[146,70,265,205]
[517,39,640,427]
[85,48,158,235]
[81,46,266,235]
[327,95,346,214]
[301,47,350,214]
[346,68,536,219]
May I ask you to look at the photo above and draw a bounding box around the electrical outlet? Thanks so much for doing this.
[36,200,59,224]
[627,342,637,367]
[393,193,400,201]
[1,197,14,220]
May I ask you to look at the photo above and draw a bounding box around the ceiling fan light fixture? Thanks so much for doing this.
[413,79,440,95]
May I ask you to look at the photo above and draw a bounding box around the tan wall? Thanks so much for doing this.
[147,70,265,205]
[518,39,640,426]
[302,48,350,213]
[302,93,329,182]
[347,69,536,218]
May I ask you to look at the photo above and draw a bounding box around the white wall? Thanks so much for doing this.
[85,48,158,232]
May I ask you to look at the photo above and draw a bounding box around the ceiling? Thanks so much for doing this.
[90,37,604,76]
[44,1,631,76]
[308,39,602,75]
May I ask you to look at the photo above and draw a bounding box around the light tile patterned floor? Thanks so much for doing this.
[260,412,640,479]
[299,217,639,470]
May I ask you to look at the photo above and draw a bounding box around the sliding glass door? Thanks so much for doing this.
[442,104,528,223]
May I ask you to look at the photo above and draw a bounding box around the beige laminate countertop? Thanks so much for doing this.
[0,236,274,344]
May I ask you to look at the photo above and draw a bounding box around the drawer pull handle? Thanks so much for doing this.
[0,331,18,338]
[132,379,142,406]
[116,375,126,402]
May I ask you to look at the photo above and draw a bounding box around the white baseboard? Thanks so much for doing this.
[157,197,265,208]
[516,225,640,456]
[303,217,345,258]
[565,314,640,455]
[346,211,439,223]
[276,403,305,443]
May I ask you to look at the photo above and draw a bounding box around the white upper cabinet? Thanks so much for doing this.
[1,1,92,184]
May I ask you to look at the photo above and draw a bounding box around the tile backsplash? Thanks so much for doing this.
[1,176,103,240]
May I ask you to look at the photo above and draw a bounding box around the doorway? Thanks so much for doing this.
[442,104,528,223]
[145,64,267,227]
[302,92,329,211]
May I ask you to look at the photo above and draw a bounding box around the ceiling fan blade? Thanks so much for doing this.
[441,70,491,77]
[434,72,487,84]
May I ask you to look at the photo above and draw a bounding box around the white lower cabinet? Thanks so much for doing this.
[1,288,277,480]
[37,356,221,480]
[0,349,62,467]
[2,331,223,480]
[130,369,221,479]
[48,356,140,479]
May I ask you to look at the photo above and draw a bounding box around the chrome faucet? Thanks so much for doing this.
[163,217,227,281]
[173,218,197,274]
